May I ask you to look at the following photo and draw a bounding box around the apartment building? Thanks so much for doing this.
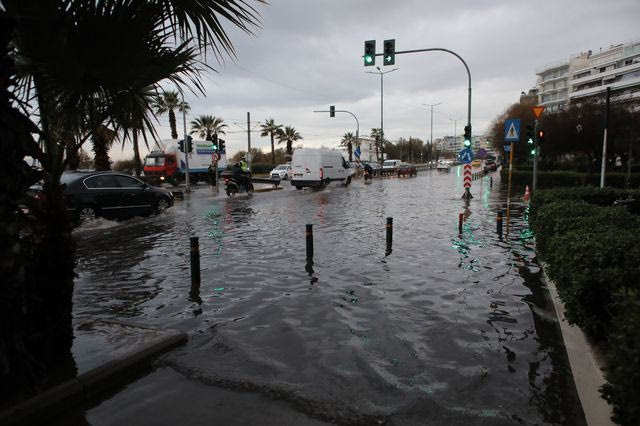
[536,52,590,112]
[569,41,640,104]
[535,40,640,110]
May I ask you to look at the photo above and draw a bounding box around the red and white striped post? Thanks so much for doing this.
[462,163,473,199]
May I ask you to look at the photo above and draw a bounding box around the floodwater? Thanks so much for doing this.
[70,168,585,425]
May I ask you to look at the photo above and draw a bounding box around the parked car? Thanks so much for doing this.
[382,159,401,170]
[269,163,291,180]
[397,163,417,177]
[290,149,352,189]
[483,159,498,172]
[46,171,174,223]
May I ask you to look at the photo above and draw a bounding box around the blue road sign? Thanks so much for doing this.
[504,145,511,152]
[459,148,473,164]
[504,118,521,142]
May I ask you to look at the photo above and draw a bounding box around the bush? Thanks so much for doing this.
[250,162,276,174]
[601,290,640,426]
[501,169,640,189]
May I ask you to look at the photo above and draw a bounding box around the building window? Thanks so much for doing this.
[600,67,606,73]
[625,59,633,66]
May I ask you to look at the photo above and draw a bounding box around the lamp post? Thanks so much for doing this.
[366,66,398,161]
[422,102,442,162]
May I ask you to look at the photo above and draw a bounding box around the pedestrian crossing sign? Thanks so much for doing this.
[504,118,521,142]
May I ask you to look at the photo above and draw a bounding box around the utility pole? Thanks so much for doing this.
[600,87,611,188]
[247,111,252,172]
[423,102,442,162]
[182,100,190,192]
[366,66,398,162]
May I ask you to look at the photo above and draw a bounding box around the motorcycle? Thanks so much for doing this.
[223,171,254,196]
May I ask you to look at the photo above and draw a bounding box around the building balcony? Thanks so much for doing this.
[569,75,640,100]
[571,61,640,86]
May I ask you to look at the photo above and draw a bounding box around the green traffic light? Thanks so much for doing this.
[365,56,373,64]
[527,138,533,144]
[463,139,471,147]
[531,149,536,155]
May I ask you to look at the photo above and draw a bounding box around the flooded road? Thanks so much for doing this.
[71,168,584,425]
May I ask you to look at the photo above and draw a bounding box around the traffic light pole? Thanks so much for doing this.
[533,119,539,191]
[313,109,360,153]
[183,104,191,192]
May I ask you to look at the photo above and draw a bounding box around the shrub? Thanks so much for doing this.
[501,169,640,189]
[601,290,640,426]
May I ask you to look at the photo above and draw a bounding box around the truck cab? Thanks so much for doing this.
[143,150,179,184]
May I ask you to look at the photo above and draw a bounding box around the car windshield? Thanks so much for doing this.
[383,161,395,167]
[274,165,288,170]
[145,156,165,166]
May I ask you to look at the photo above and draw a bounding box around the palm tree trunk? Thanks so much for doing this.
[287,141,293,157]
[64,131,80,170]
[93,128,111,171]
[270,132,275,164]
[133,132,142,176]
[169,108,178,139]
[348,142,353,162]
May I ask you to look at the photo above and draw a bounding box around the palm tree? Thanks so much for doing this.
[370,128,382,162]
[260,118,282,164]
[341,132,357,162]
[92,125,117,171]
[1,0,262,402]
[154,90,190,139]
[190,115,227,141]
[277,126,303,157]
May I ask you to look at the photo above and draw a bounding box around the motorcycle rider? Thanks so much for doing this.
[231,162,250,190]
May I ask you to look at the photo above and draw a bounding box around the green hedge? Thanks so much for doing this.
[530,188,640,424]
[501,169,640,189]
[601,290,640,426]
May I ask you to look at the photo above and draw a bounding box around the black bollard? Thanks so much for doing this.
[497,210,503,239]
[305,224,314,260]
[490,176,493,188]
[190,237,201,287]
[458,213,464,235]
[386,217,393,255]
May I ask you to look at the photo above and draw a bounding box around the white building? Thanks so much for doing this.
[536,52,590,113]
[535,40,640,110]
[569,41,640,104]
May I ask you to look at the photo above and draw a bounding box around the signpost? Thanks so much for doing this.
[459,147,473,198]
[504,118,520,236]
[211,152,220,194]
[532,105,545,191]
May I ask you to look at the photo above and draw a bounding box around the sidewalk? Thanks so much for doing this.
[0,319,187,426]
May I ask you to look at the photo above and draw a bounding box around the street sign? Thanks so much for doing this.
[477,148,487,159]
[463,164,472,188]
[504,118,520,142]
[532,106,545,119]
[211,152,220,162]
[459,148,473,164]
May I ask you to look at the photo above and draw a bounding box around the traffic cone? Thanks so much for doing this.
[523,185,531,202]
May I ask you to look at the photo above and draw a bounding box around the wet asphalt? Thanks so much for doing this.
[62,168,585,425]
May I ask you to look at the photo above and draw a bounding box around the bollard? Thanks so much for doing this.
[490,176,493,188]
[497,210,503,239]
[386,217,393,255]
[458,213,463,235]
[190,237,201,287]
[305,224,314,260]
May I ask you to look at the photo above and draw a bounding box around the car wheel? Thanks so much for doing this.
[79,206,97,222]
[345,176,351,186]
[155,196,170,214]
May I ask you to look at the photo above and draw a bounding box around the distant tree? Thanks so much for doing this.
[260,118,283,164]
[341,132,356,161]
[154,90,190,139]
[190,115,227,141]
[113,158,137,173]
[277,126,303,157]
[92,125,117,171]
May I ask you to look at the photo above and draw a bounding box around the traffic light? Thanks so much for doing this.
[364,40,375,66]
[330,105,335,117]
[211,134,218,151]
[531,147,537,156]
[178,139,185,152]
[383,39,395,66]
[219,139,226,152]
[187,136,193,153]
[526,124,534,144]
[463,125,471,147]
[538,130,545,143]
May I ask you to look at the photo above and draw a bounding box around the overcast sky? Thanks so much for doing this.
[112,0,639,161]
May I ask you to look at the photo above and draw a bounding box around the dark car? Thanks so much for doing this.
[56,171,174,222]
[483,159,498,172]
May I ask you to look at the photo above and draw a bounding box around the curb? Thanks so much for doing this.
[0,323,187,426]
[542,266,615,426]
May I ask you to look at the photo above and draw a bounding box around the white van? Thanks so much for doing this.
[382,159,401,170]
[290,148,352,189]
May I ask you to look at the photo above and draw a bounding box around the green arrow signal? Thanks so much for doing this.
[385,55,392,62]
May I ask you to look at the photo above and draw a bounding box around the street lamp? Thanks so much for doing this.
[366,66,399,161]
[422,102,442,163]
